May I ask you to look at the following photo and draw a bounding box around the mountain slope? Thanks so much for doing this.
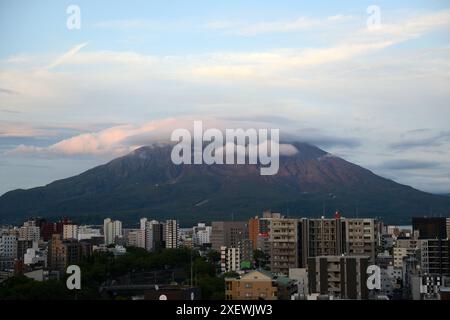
[1,142,449,225]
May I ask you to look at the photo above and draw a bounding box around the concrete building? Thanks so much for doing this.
[289,268,309,297]
[307,255,369,300]
[126,229,145,248]
[0,234,17,269]
[225,269,296,300]
[48,234,92,273]
[63,224,79,240]
[140,219,164,251]
[393,238,420,268]
[211,221,249,251]
[345,218,378,263]
[420,239,450,276]
[193,223,212,246]
[19,222,40,242]
[164,219,180,249]
[103,218,122,245]
[221,246,241,273]
[304,217,345,261]
[16,239,34,261]
[269,218,301,275]
[77,225,102,241]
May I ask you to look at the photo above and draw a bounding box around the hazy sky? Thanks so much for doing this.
[1,0,450,195]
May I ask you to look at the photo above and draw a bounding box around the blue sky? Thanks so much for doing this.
[1,0,450,195]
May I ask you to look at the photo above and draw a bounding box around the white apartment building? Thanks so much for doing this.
[103,218,123,245]
[77,225,102,240]
[63,224,79,240]
[193,223,212,246]
[221,246,241,273]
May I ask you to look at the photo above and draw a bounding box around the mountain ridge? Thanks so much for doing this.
[1,142,449,225]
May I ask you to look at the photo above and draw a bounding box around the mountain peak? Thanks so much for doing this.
[1,142,449,225]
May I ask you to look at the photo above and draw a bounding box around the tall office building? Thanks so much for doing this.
[308,255,369,300]
[103,218,122,245]
[211,221,249,251]
[164,220,180,249]
[412,217,447,239]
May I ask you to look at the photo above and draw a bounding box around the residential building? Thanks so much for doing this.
[420,239,450,276]
[48,234,92,273]
[103,218,122,245]
[345,218,378,263]
[0,234,17,270]
[211,221,249,251]
[165,219,180,249]
[269,218,301,275]
[77,225,102,240]
[193,223,212,246]
[221,246,240,273]
[19,222,40,242]
[307,255,369,300]
[225,269,295,300]
[63,224,79,240]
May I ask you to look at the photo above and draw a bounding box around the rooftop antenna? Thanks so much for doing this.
[231,212,234,221]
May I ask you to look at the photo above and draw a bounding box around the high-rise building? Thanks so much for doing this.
[63,224,79,240]
[126,229,144,248]
[164,220,180,249]
[420,239,450,276]
[192,223,212,246]
[19,221,40,242]
[307,255,369,300]
[139,218,163,250]
[146,220,164,250]
[211,221,249,251]
[16,239,33,261]
[393,238,420,268]
[0,234,17,257]
[77,225,102,241]
[306,217,345,258]
[0,234,17,269]
[268,218,302,275]
[248,218,260,251]
[103,218,122,245]
[447,218,450,241]
[413,217,447,239]
[221,246,240,273]
[345,218,378,263]
[239,239,254,264]
[48,234,92,273]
